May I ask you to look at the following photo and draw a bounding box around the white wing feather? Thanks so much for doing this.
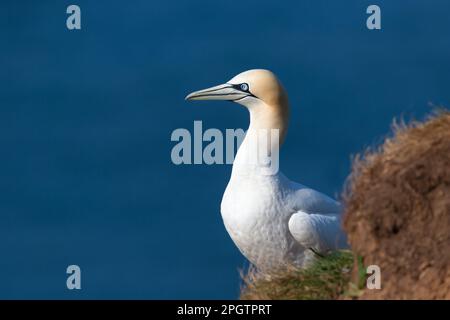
[288,211,348,254]
[287,183,348,254]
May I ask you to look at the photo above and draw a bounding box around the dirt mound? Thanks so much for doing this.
[343,110,450,299]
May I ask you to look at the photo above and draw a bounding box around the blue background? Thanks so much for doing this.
[1,0,449,298]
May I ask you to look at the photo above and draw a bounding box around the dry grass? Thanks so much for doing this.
[343,109,450,299]
[240,251,356,300]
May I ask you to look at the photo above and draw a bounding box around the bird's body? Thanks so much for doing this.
[222,165,310,269]
[186,69,348,271]
[221,126,346,270]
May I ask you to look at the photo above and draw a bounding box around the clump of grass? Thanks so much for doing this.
[240,250,355,300]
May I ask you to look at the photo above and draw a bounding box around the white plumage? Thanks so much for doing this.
[186,69,348,270]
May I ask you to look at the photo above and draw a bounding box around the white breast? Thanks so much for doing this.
[220,172,309,270]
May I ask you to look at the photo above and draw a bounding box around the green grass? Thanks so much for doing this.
[240,250,358,300]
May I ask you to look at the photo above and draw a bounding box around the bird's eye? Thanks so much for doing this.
[240,83,249,92]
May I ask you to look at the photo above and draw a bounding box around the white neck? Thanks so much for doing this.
[232,99,287,177]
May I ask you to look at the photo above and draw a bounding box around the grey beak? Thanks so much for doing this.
[185,83,250,101]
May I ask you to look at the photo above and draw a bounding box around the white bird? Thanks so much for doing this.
[186,69,348,271]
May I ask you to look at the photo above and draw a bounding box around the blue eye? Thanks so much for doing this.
[240,83,249,91]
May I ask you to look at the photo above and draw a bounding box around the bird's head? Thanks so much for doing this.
[186,69,290,142]
[185,69,288,111]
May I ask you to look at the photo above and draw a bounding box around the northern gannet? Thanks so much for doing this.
[186,69,348,271]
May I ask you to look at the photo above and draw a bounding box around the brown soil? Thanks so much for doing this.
[343,110,450,299]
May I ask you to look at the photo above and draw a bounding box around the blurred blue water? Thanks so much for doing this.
[0,0,449,299]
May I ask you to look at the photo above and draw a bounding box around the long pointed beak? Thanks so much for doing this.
[185,83,248,101]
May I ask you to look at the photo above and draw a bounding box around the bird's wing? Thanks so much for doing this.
[287,183,342,214]
[288,211,348,255]
[286,184,348,254]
